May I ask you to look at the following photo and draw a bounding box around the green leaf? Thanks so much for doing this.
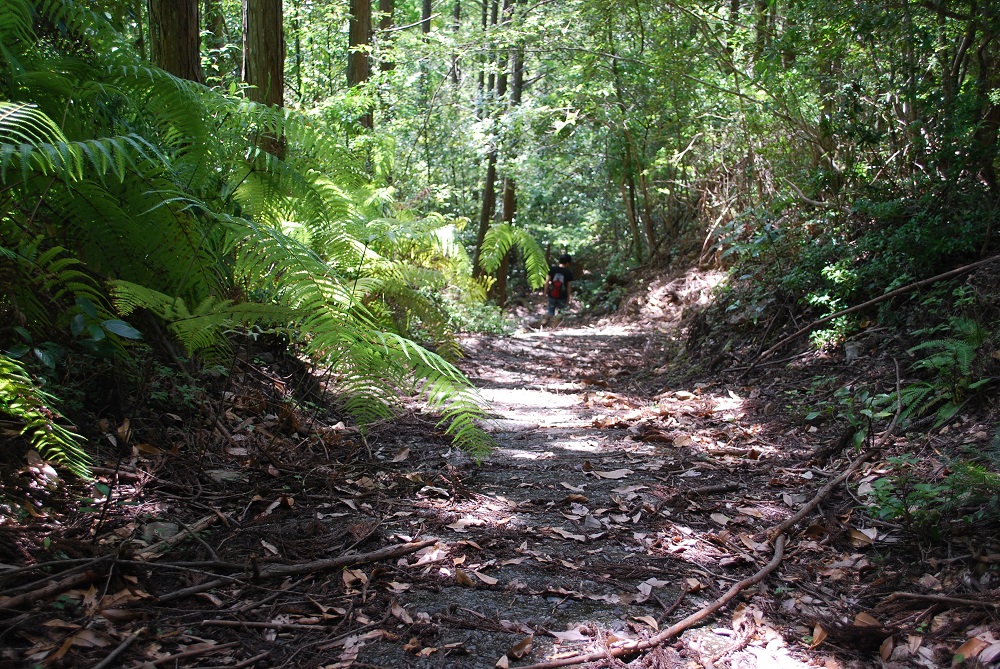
[76,297,99,319]
[101,319,142,340]
[7,344,29,358]
[13,326,31,343]
[33,347,56,369]
[87,324,106,341]
[70,313,86,337]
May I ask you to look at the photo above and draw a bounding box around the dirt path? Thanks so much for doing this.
[5,315,997,668]
[354,326,817,668]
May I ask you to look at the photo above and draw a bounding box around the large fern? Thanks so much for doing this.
[0,0,493,469]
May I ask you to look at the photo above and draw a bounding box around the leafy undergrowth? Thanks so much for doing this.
[1,263,999,669]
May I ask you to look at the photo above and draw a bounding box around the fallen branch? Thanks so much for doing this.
[767,363,902,541]
[256,539,437,578]
[157,540,436,602]
[0,570,100,610]
[516,535,787,669]
[200,619,331,631]
[745,254,1000,373]
[884,592,1000,610]
[90,626,145,669]
[145,641,240,666]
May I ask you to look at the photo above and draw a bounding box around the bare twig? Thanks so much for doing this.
[884,592,1000,609]
[0,570,101,610]
[157,540,436,602]
[768,362,903,540]
[145,641,240,666]
[90,626,145,669]
[136,514,217,560]
[516,535,787,669]
[200,619,332,631]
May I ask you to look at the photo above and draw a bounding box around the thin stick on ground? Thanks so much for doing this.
[884,592,1000,610]
[90,626,145,669]
[515,535,787,669]
[768,361,902,541]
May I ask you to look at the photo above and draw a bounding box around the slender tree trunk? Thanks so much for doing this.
[450,1,461,84]
[422,0,432,34]
[242,0,285,155]
[348,0,373,128]
[378,0,395,72]
[149,0,204,83]
[133,0,147,61]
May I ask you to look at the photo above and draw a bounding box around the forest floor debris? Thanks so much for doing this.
[2,270,999,669]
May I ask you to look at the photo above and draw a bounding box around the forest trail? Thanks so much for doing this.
[351,324,820,668]
[5,310,996,669]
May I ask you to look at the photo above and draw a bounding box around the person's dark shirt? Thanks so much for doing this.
[548,265,574,300]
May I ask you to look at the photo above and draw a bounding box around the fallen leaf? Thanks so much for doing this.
[474,571,499,586]
[508,635,533,659]
[548,527,587,541]
[591,469,633,479]
[955,637,989,662]
[711,513,733,526]
[260,540,279,555]
[447,517,485,531]
[455,569,476,587]
[810,623,828,648]
[633,615,658,631]
[849,528,876,547]
[390,600,413,624]
[496,654,510,668]
[880,636,894,661]
[560,482,585,492]
[853,612,881,627]
[392,447,410,462]
[551,627,591,643]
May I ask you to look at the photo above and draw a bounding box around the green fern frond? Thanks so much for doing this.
[0,353,90,477]
[478,223,548,289]
[0,0,33,46]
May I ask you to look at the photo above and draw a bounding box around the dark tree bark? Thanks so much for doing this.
[348,0,373,128]
[422,0,432,34]
[242,0,285,155]
[242,0,285,108]
[149,0,203,83]
[450,1,461,85]
[378,0,395,72]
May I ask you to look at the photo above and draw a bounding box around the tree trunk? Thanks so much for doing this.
[149,0,203,83]
[450,1,461,84]
[242,0,285,154]
[422,0,432,34]
[378,0,395,72]
[348,0,373,128]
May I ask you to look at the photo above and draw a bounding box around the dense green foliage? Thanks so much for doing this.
[0,0,494,474]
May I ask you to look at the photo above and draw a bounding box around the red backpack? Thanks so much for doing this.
[550,272,565,298]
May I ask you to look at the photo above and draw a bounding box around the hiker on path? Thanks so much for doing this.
[545,254,574,316]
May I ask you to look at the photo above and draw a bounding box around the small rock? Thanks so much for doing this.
[142,521,179,543]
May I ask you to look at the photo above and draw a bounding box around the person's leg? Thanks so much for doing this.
[547,297,556,315]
